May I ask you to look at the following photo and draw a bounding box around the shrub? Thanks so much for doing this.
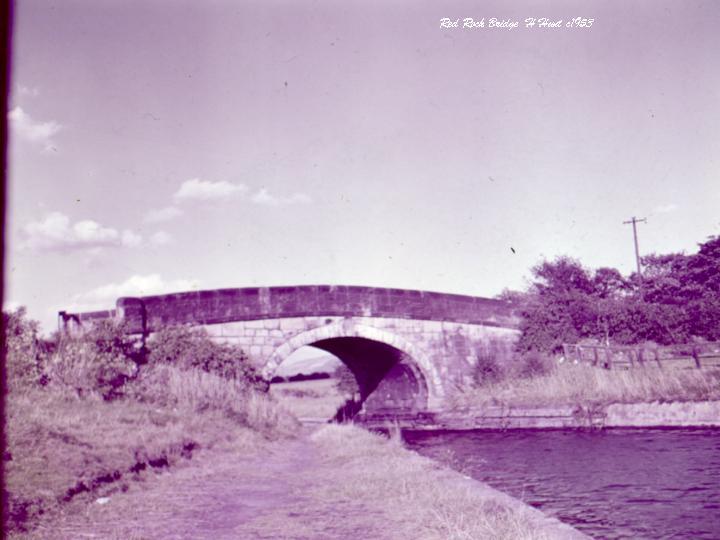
[47,320,141,400]
[472,339,513,385]
[516,351,555,379]
[146,325,266,391]
[3,307,48,390]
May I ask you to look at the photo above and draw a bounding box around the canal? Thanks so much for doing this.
[403,428,720,539]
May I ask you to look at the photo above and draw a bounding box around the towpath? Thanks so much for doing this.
[22,425,587,540]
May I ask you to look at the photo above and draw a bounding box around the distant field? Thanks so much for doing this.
[270,378,350,421]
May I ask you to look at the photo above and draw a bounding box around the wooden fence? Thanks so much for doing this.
[562,342,720,370]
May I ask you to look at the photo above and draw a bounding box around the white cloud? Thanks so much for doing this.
[8,106,61,151]
[22,212,143,251]
[251,188,279,206]
[173,178,247,201]
[251,188,312,207]
[144,206,183,223]
[150,231,173,246]
[653,203,678,214]
[67,274,201,312]
[121,230,143,248]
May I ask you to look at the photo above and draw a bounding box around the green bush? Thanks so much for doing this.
[48,320,141,400]
[472,340,512,385]
[516,351,555,379]
[146,325,266,391]
[3,307,51,390]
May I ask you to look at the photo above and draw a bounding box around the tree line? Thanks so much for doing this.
[504,235,720,354]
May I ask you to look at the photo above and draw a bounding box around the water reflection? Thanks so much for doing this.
[404,428,720,540]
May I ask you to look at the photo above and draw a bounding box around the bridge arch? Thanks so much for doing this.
[262,320,444,411]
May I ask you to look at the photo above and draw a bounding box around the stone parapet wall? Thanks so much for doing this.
[58,309,117,334]
[111,285,518,333]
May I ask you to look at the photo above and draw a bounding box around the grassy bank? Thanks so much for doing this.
[4,366,299,536]
[307,424,568,540]
[454,362,720,410]
[3,311,300,536]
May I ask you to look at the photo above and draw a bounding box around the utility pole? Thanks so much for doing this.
[623,216,647,277]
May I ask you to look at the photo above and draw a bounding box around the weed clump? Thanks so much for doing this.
[516,351,555,379]
[472,339,513,385]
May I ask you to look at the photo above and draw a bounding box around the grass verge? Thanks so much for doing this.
[4,365,298,536]
[308,424,556,540]
[454,363,720,409]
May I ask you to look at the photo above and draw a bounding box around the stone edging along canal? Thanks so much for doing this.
[363,401,720,430]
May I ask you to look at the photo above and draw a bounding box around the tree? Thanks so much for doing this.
[516,257,597,353]
[513,235,720,353]
[3,307,49,388]
[683,235,720,340]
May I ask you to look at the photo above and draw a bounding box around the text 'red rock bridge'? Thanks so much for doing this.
[60,285,521,421]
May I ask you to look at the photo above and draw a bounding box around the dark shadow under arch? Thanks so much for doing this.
[305,336,428,421]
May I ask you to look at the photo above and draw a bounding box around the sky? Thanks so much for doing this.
[5,0,720,334]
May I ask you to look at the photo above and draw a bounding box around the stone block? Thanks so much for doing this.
[314,325,332,340]
[236,338,254,349]
[219,322,247,336]
[280,318,308,332]
[274,343,292,359]
[422,320,441,332]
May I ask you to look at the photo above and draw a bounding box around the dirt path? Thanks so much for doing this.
[26,427,392,540]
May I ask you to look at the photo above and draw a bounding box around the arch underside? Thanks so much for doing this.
[312,337,429,416]
[264,321,440,417]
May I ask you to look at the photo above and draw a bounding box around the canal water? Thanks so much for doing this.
[403,428,720,540]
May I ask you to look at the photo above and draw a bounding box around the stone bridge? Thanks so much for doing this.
[59,285,520,419]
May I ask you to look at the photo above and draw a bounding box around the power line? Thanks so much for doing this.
[623,216,647,277]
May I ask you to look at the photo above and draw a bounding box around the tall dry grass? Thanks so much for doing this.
[454,363,720,409]
[129,364,298,433]
[310,424,554,540]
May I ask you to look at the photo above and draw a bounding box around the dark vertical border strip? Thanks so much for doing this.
[1,1,11,537]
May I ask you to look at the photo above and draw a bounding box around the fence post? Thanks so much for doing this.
[605,346,613,370]
[692,346,702,369]
[654,348,662,369]
[592,347,599,367]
